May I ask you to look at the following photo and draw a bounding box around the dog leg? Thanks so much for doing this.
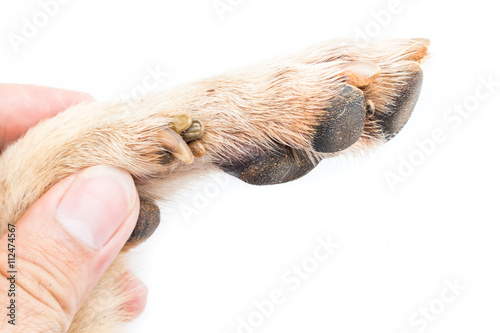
[0,38,428,332]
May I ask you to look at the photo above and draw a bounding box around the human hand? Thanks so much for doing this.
[0,84,147,332]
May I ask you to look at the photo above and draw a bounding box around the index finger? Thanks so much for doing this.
[0,84,93,150]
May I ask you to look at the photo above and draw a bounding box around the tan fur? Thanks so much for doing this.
[0,38,428,332]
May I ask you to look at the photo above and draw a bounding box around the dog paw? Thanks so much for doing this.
[214,39,427,185]
[220,82,367,185]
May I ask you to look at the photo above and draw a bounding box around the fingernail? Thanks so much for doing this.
[55,165,137,250]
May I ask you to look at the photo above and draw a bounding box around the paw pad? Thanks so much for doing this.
[377,63,423,141]
[312,84,366,153]
[127,200,160,245]
[222,147,316,186]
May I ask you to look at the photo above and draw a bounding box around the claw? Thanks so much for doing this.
[158,127,194,164]
[366,100,375,117]
[344,61,381,88]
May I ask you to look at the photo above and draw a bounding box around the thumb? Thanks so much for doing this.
[0,165,140,332]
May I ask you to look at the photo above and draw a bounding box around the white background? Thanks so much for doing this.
[2,0,500,332]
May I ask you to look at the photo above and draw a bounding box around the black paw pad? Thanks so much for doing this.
[312,84,366,153]
[127,200,160,244]
[221,147,317,186]
[378,63,423,141]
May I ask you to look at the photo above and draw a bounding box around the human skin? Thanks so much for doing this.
[0,84,147,332]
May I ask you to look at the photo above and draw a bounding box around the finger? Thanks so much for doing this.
[0,84,94,149]
[119,271,148,321]
[0,165,140,332]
